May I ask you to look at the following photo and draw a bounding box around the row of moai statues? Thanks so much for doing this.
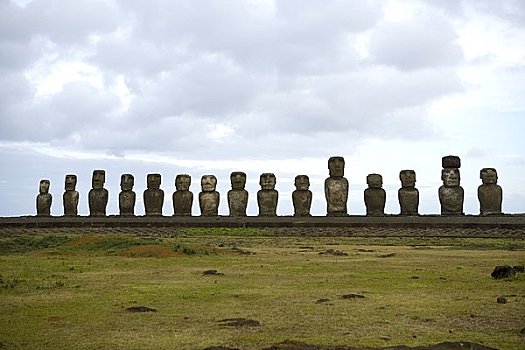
[36,156,503,217]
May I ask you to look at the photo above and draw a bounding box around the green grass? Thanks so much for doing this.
[0,232,524,350]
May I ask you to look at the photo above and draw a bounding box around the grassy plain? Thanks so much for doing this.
[0,230,524,350]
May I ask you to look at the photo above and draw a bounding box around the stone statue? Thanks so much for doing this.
[199,175,220,216]
[292,175,312,217]
[364,173,386,216]
[478,168,503,215]
[398,170,419,215]
[63,174,79,216]
[36,179,52,216]
[257,173,278,216]
[324,156,348,216]
[439,167,464,215]
[119,174,135,216]
[88,170,108,216]
[228,172,248,216]
[143,173,164,216]
[173,174,193,216]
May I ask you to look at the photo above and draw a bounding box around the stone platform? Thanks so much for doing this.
[1,215,524,238]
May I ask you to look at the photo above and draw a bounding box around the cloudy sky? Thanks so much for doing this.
[1,0,524,217]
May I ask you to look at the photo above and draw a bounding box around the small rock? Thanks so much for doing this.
[491,265,516,279]
[411,276,420,279]
[512,265,524,273]
[379,335,391,341]
[497,296,507,304]
[520,327,525,335]
[378,253,396,258]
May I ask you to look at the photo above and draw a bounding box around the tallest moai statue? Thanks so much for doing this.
[325,156,348,216]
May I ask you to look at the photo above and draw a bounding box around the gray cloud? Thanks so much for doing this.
[0,0,488,160]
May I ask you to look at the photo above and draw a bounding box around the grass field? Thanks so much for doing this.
[0,229,524,350]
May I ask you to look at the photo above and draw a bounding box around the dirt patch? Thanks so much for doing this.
[119,245,176,258]
[218,318,260,327]
[341,293,366,300]
[319,249,348,256]
[65,235,104,247]
[203,347,241,350]
[261,340,498,350]
[125,306,157,313]
[230,247,256,255]
[203,269,225,276]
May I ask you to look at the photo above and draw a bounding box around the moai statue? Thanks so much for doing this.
[144,173,164,216]
[119,174,135,216]
[257,173,278,216]
[439,155,464,215]
[199,175,219,216]
[364,173,386,216]
[63,174,79,216]
[36,179,52,216]
[89,170,108,216]
[228,172,248,217]
[173,174,193,216]
[324,156,348,216]
[398,170,419,215]
[292,175,312,217]
[478,168,503,215]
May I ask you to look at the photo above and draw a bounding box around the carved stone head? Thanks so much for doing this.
[92,170,106,189]
[328,156,345,177]
[175,174,191,191]
[442,168,460,187]
[480,168,498,184]
[64,174,77,191]
[39,179,50,194]
[260,173,276,190]
[230,172,246,190]
[367,174,383,188]
[120,174,134,191]
[201,175,217,192]
[147,173,161,190]
[399,170,416,187]
[294,175,310,191]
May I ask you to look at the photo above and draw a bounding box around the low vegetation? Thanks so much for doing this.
[0,230,524,350]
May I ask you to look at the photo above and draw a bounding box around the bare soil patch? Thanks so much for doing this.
[218,318,260,327]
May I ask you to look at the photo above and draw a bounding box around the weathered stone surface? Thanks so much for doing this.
[364,173,386,216]
[257,173,278,216]
[199,175,219,216]
[442,155,461,169]
[324,156,348,216]
[292,175,312,217]
[63,174,79,216]
[439,168,464,215]
[88,170,108,217]
[119,174,135,216]
[478,168,503,215]
[228,172,248,217]
[36,179,52,216]
[143,173,164,216]
[398,170,419,215]
[491,265,516,279]
[173,174,193,216]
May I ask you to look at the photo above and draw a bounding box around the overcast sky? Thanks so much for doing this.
[1,0,524,217]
